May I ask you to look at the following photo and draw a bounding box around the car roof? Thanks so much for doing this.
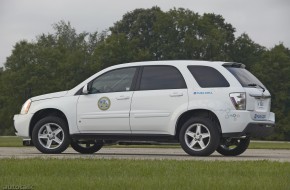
[107,60,227,70]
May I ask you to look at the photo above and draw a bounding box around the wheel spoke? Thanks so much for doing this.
[198,140,206,149]
[53,128,62,135]
[53,137,62,144]
[189,139,198,148]
[39,134,48,139]
[45,124,52,133]
[201,133,210,139]
[46,139,53,148]
[196,125,201,134]
[186,131,195,138]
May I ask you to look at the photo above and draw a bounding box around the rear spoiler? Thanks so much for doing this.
[223,62,245,68]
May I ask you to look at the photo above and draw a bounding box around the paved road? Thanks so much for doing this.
[0,147,289,162]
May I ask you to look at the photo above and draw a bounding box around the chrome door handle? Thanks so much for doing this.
[169,92,183,97]
[116,95,130,100]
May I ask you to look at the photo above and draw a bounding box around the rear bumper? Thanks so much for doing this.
[223,122,275,138]
[242,122,275,137]
[217,110,275,137]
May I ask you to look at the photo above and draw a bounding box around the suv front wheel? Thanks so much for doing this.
[179,117,220,156]
[32,116,70,154]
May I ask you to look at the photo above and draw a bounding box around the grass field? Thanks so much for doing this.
[0,136,289,149]
[0,159,289,190]
[0,136,23,147]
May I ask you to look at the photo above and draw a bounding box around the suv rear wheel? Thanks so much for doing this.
[32,116,70,154]
[216,137,250,156]
[179,117,220,156]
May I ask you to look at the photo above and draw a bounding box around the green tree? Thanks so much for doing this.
[106,7,236,65]
[231,33,266,69]
[253,44,290,140]
[197,13,235,61]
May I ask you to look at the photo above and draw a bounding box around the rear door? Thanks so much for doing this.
[130,65,188,134]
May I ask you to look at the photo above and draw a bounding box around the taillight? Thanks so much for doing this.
[229,93,246,110]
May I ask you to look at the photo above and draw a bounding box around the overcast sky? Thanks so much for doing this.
[0,0,289,67]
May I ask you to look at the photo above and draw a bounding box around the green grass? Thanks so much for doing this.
[249,141,290,149]
[0,136,289,149]
[0,159,289,190]
[0,136,23,147]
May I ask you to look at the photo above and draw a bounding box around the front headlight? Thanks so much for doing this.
[229,93,246,110]
[20,99,32,114]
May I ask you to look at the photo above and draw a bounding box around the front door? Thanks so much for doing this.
[77,67,137,133]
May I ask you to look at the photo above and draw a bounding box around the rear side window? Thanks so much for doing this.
[225,67,265,88]
[139,66,186,90]
[188,66,230,88]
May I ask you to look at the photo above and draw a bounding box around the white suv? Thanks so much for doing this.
[14,61,275,156]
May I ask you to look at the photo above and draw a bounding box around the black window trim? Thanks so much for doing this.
[135,66,144,91]
[135,65,187,91]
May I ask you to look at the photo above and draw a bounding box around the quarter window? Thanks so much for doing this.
[139,66,186,90]
[225,67,265,88]
[90,67,136,94]
[188,66,230,88]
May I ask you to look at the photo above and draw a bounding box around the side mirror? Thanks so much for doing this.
[82,84,89,95]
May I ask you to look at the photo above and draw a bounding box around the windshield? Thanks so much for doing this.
[225,67,265,88]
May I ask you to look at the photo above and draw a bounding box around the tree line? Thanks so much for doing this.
[0,7,289,140]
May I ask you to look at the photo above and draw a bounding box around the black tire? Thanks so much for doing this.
[71,140,103,154]
[216,137,250,156]
[179,117,220,156]
[32,116,70,154]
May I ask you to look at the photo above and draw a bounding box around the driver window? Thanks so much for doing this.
[90,67,136,94]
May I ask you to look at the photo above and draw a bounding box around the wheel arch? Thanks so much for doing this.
[29,108,69,137]
[175,109,222,139]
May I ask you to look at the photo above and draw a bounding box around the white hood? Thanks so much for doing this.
[31,91,68,101]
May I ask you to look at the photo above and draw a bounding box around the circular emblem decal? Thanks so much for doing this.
[98,97,111,111]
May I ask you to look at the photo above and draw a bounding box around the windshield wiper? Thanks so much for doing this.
[248,83,265,92]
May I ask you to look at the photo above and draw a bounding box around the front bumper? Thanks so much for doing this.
[13,114,33,138]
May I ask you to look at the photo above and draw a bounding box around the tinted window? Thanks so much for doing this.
[139,66,186,90]
[90,67,136,94]
[188,66,230,88]
[226,67,265,88]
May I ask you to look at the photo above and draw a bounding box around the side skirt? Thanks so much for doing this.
[70,133,178,143]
